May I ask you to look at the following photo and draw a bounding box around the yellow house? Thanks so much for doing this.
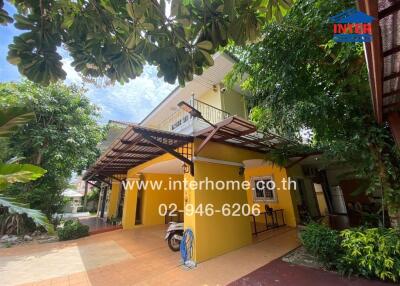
[83,53,326,263]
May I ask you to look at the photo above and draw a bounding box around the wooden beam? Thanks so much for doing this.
[137,130,194,175]
[95,162,142,167]
[285,155,309,169]
[383,89,400,98]
[383,45,400,57]
[85,130,143,180]
[379,2,400,19]
[195,126,221,156]
[384,101,400,110]
[104,175,123,182]
[360,0,384,123]
[132,126,194,141]
[100,169,130,173]
[87,181,101,188]
[97,177,111,186]
[120,140,154,147]
[108,151,163,156]
[99,172,128,176]
[101,157,147,163]
[384,71,400,81]
[288,151,323,158]
[100,164,134,170]
[388,112,400,147]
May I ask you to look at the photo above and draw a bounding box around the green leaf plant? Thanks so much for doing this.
[1,0,293,86]
[227,0,400,219]
[0,103,54,234]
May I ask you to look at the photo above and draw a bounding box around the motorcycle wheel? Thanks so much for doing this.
[167,232,181,252]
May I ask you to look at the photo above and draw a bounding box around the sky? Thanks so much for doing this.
[0,2,177,124]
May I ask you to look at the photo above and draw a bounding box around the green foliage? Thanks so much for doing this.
[0,81,104,217]
[0,109,34,137]
[57,219,89,241]
[0,106,53,233]
[0,163,46,188]
[0,0,13,26]
[228,0,400,212]
[339,228,400,282]
[0,196,53,234]
[300,223,342,268]
[2,0,293,86]
[86,187,99,203]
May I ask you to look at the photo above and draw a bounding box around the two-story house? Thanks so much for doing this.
[83,53,328,263]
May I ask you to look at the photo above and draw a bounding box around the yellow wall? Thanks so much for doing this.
[195,139,263,163]
[244,165,298,227]
[122,175,139,229]
[221,88,247,119]
[197,88,222,109]
[184,160,252,263]
[107,180,121,219]
[121,139,298,263]
[185,139,298,262]
[123,153,183,229]
[141,173,184,225]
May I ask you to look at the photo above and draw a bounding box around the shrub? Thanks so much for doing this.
[339,228,400,282]
[300,222,342,268]
[57,220,89,241]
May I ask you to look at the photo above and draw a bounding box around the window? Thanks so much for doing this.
[251,176,277,202]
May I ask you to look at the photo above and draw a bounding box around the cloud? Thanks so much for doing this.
[1,2,177,125]
[61,57,176,124]
[0,3,22,82]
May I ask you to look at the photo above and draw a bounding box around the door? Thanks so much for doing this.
[135,187,143,225]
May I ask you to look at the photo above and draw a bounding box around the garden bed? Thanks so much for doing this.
[0,231,58,248]
[291,223,400,284]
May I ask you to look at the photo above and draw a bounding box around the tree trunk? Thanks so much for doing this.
[83,181,88,211]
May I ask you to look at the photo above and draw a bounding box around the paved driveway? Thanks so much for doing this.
[0,225,299,286]
[229,259,392,286]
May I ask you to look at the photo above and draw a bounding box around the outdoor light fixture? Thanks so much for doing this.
[177,101,216,128]
[177,101,202,118]
[182,163,190,174]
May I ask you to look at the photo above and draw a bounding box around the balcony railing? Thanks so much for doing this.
[158,98,231,132]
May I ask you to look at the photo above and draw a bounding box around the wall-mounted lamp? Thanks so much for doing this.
[182,163,190,174]
[238,166,245,176]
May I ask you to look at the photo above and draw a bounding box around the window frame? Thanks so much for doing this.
[250,175,278,203]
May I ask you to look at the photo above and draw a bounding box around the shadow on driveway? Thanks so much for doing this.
[229,259,394,286]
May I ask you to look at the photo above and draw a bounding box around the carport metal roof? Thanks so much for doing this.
[194,116,293,155]
[83,116,308,183]
[83,124,194,181]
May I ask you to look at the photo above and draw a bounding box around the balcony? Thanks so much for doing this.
[158,98,231,134]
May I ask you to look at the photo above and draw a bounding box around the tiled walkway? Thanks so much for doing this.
[79,217,122,234]
[0,225,299,286]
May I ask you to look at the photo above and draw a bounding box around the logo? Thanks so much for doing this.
[329,8,374,43]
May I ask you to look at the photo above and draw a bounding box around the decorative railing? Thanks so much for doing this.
[158,98,231,132]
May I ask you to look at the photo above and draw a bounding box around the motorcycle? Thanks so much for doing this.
[165,222,183,251]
